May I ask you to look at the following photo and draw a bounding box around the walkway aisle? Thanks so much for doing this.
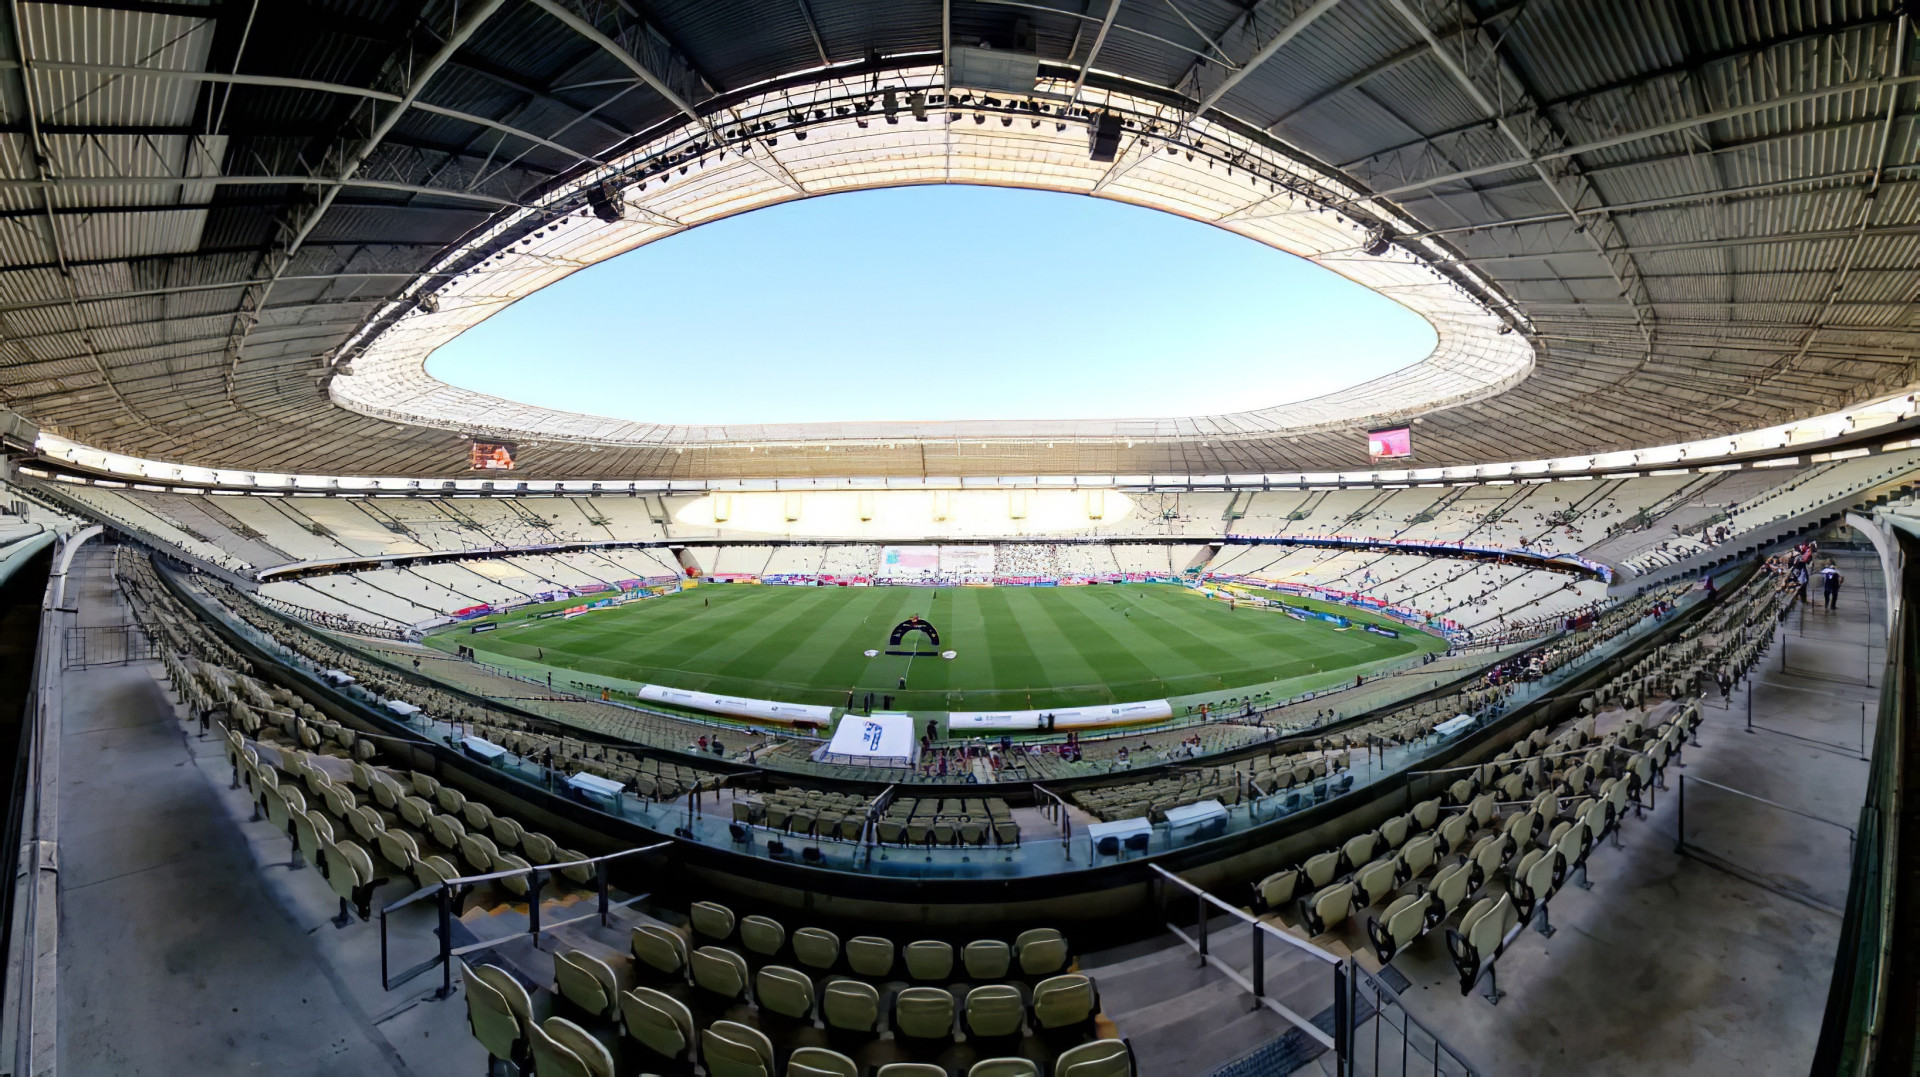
[54,548,481,1077]
[1386,551,1882,1077]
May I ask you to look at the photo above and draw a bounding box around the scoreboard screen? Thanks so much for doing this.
[470,440,517,470]
[1367,426,1412,462]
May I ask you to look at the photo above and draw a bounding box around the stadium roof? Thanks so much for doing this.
[0,0,1915,480]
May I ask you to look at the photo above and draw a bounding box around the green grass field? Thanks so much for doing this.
[427,583,1442,712]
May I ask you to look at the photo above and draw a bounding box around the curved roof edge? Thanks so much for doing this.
[328,66,1535,448]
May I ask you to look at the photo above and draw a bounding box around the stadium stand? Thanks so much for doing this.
[10,4,1920,1072]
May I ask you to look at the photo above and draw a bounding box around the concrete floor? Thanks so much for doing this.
[55,548,486,1077]
[1380,552,1880,1076]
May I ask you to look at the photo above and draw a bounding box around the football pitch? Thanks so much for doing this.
[428,583,1444,712]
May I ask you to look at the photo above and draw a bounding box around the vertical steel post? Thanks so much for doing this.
[527,868,543,944]
[1250,927,1264,1001]
[435,887,454,999]
[1675,777,1686,854]
[597,861,610,926]
[1334,959,1351,1077]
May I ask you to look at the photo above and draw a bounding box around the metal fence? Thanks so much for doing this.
[61,624,157,669]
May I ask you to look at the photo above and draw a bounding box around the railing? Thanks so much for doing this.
[1,527,92,1077]
[377,840,671,998]
[1343,962,1478,1076]
[1675,774,1856,917]
[1031,783,1074,853]
[61,622,158,669]
[1149,864,1348,1071]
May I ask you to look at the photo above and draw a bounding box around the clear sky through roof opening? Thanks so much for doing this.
[426,185,1438,426]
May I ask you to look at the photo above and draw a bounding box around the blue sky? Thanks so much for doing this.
[427,185,1437,425]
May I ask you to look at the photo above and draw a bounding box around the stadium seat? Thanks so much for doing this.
[1448,893,1519,997]
[1365,893,1430,965]
[1396,833,1439,882]
[458,831,498,873]
[788,1046,860,1077]
[970,1060,1041,1077]
[553,949,620,1020]
[965,983,1026,1040]
[1015,928,1068,976]
[461,799,496,833]
[1302,850,1341,889]
[905,940,954,981]
[618,986,693,1064]
[530,1015,614,1077]
[846,935,895,978]
[702,1020,775,1077]
[892,986,956,1042]
[490,851,532,896]
[461,962,533,1069]
[1054,1039,1135,1077]
[691,945,750,1002]
[876,1065,948,1077]
[1032,974,1097,1031]
[739,914,785,957]
[691,900,736,942]
[964,939,1012,980]
[490,815,525,850]
[320,839,383,922]
[1300,881,1356,937]
[1255,868,1300,911]
[1351,856,1400,907]
[755,965,815,1020]
[792,926,841,970]
[822,978,881,1033]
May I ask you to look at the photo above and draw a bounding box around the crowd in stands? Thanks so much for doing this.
[1622,449,1920,573]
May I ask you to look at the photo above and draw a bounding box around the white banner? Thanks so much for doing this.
[635,684,834,727]
[947,698,1173,732]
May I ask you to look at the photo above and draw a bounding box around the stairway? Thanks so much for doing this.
[1080,915,1338,1075]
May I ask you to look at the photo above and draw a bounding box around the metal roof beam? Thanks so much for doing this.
[1381,0,1651,341]
[0,173,523,207]
[1066,0,1124,103]
[1191,0,1342,120]
[793,0,830,67]
[1,60,609,167]
[1368,71,1920,200]
[526,0,806,195]
[1445,221,1920,266]
[974,0,1231,68]
[1395,169,1920,239]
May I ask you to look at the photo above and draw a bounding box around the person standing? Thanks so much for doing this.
[1822,565,1843,610]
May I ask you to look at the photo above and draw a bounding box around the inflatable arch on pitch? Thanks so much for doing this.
[888,617,940,647]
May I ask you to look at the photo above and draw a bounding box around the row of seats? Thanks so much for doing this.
[468,959,1134,1076]
[874,798,1020,847]
[678,903,1071,984]
[1248,574,1758,970]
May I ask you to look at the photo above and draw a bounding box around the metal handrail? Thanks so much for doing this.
[1677,775,1856,837]
[1149,863,1340,966]
[380,839,671,915]
[378,839,672,997]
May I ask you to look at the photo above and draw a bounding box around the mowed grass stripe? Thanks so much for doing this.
[445,583,1438,710]
[965,588,1053,701]
[757,586,891,688]
[1027,590,1163,701]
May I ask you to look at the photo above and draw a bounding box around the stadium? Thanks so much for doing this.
[0,1,1917,1075]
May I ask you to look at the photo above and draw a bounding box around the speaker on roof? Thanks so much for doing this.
[586,181,623,223]
[1089,113,1122,162]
